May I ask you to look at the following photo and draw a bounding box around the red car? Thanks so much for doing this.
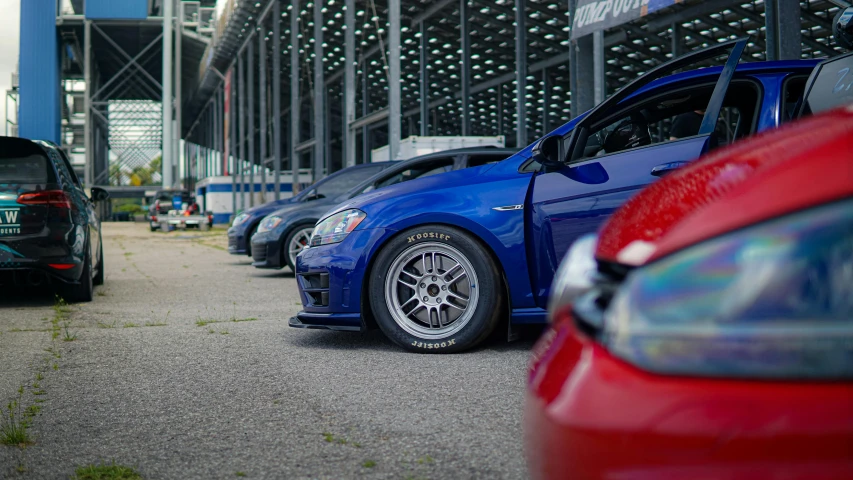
[524,60,853,479]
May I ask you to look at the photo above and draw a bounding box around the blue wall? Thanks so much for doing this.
[18,0,61,143]
[85,0,148,20]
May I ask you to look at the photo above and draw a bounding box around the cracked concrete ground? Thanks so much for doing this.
[0,222,538,479]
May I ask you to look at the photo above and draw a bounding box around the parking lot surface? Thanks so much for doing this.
[0,223,536,479]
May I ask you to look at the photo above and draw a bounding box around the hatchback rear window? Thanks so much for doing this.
[0,154,54,184]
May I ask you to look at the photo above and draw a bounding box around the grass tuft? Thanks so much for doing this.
[362,460,376,468]
[0,399,32,447]
[72,461,142,480]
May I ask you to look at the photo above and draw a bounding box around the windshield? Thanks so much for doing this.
[306,164,386,200]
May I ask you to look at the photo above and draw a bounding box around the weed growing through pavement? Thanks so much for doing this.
[123,323,139,328]
[72,460,142,480]
[0,397,32,446]
[362,460,377,468]
[235,472,246,477]
[322,432,359,446]
[63,321,78,341]
[143,322,167,327]
[98,321,117,328]
[219,330,229,335]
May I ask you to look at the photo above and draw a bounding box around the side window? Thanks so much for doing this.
[781,74,809,123]
[57,149,82,186]
[467,154,511,168]
[44,147,75,189]
[374,158,454,190]
[573,80,760,160]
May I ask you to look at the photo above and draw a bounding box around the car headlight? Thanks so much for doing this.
[547,234,599,322]
[310,209,367,246]
[232,212,250,227]
[603,199,853,380]
[257,215,283,233]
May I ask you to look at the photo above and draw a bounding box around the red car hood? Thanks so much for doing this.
[596,104,853,266]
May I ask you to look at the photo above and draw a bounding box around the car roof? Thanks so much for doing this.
[633,59,820,99]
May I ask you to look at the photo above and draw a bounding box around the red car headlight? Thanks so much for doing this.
[547,233,599,323]
[603,198,853,380]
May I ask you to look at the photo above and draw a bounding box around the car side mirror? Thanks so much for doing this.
[90,187,110,202]
[306,192,326,201]
[531,135,562,169]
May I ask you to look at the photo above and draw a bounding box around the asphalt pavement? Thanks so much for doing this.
[0,222,538,479]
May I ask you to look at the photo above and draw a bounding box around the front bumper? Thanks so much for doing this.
[292,227,392,330]
[227,225,248,255]
[524,311,853,479]
[250,230,284,268]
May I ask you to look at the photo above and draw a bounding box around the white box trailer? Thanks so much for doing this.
[370,135,505,162]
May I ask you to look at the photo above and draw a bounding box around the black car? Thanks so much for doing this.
[250,147,516,270]
[0,137,109,302]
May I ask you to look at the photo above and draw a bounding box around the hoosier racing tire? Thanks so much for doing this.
[368,225,504,353]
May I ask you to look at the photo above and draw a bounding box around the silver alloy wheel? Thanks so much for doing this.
[384,242,479,340]
[288,227,314,267]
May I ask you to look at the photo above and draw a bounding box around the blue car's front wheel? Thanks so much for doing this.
[368,225,504,353]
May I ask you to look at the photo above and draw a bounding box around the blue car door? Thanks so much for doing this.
[527,39,748,307]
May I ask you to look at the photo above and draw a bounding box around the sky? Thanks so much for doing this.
[0,0,20,132]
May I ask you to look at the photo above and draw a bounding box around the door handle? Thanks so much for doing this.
[651,161,690,177]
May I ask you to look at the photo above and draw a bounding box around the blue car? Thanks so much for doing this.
[227,162,395,256]
[293,39,820,352]
[251,148,516,271]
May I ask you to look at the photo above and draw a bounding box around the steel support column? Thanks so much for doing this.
[460,0,471,136]
[766,0,802,60]
[259,29,268,204]
[344,0,357,168]
[248,39,256,207]
[272,0,282,198]
[542,68,549,134]
[671,22,684,57]
[162,0,174,188]
[419,20,428,136]
[313,0,326,180]
[175,7,182,187]
[388,0,402,160]
[362,73,369,162]
[593,30,605,104]
[290,0,301,194]
[84,19,92,187]
[238,54,246,211]
[514,0,527,147]
[572,34,595,117]
[230,72,237,215]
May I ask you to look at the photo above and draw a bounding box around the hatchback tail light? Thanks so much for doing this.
[17,190,72,209]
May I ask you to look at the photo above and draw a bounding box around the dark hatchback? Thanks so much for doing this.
[251,147,516,271]
[227,162,396,256]
[0,137,109,302]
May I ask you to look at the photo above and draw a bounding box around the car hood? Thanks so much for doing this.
[596,104,853,266]
[321,163,499,220]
